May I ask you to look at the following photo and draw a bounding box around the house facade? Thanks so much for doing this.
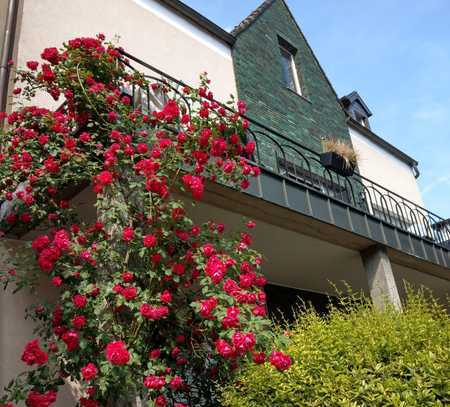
[1,0,449,404]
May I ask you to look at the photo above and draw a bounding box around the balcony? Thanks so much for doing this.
[116,50,449,278]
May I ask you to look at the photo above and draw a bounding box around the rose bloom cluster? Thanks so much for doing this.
[0,34,290,407]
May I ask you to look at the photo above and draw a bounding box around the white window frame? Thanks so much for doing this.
[279,43,302,96]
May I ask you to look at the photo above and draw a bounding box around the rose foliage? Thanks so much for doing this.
[0,35,290,407]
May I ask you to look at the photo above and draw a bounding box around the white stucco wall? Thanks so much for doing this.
[13,0,236,109]
[0,239,77,405]
[349,126,424,207]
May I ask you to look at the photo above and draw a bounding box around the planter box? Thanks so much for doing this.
[320,151,355,177]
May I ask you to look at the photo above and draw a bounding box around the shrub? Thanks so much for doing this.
[221,291,450,407]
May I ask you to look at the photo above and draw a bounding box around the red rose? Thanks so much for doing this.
[71,315,86,330]
[149,348,161,359]
[143,234,157,248]
[169,375,183,390]
[51,276,62,287]
[215,339,234,358]
[151,253,162,264]
[252,305,267,317]
[181,174,204,200]
[237,100,247,114]
[269,351,292,371]
[140,304,169,320]
[122,227,134,242]
[62,330,79,351]
[73,294,87,309]
[41,64,55,82]
[252,351,266,364]
[201,243,216,257]
[232,331,256,355]
[172,263,185,276]
[52,230,70,251]
[136,143,148,154]
[79,132,91,143]
[26,60,39,70]
[245,141,256,155]
[246,220,256,229]
[107,111,118,122]
[240,179,250,190]
[21,339,48,366]
[161,100,180,122]
[155,395,167,407]
[41,47,60,64]
[81,362,98,381]
[43,157,60,173]
[32,235,51,253]
[26,389,57,407]
[199,297,218,319]
[105,341,130,365]
[80,398,99,407]
[121,286,137,301]
[222,306,240,328]
[240,272,256,288]
[143,375,166,390]
[96,170,113,185]
[205,255,226,284]
[159,290,172,304]
[121,272,134,283]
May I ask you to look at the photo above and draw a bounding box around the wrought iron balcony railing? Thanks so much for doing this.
[118,50,450,251]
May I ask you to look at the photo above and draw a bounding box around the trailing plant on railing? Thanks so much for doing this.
[0,35,291,407]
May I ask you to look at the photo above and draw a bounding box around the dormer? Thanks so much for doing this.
[340,91,372,129]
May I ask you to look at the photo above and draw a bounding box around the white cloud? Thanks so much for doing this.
[422,175,450,195]
[413,103,450,122]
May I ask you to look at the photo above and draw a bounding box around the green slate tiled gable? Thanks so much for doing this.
[232,0,351,154]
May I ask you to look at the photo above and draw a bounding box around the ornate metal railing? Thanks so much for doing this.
[118,50,450,250]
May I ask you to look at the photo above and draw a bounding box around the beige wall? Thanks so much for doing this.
[0,239,76,405]
[13,0,236,108]
[350,126,424,207]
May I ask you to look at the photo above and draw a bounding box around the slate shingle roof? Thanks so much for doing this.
[231,0,276,35]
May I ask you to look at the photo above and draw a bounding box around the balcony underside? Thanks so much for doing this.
[200,168,449,281]
[7,166,449,304]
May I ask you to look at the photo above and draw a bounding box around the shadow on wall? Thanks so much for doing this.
[0,239,77,406]
[265,283,340,323]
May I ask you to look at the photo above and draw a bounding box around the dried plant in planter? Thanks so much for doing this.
[320,138,358,177]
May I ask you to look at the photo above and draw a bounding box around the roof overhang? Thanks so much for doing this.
[159,0,235,46]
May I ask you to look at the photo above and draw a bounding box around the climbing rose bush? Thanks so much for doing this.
[0,35,290,407]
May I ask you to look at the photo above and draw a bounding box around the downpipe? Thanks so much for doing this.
[0,0,19,116]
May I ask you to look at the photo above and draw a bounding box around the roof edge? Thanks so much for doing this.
[231,0,275,36]
[341,91,373,117]
[159,0,235,46]
[347,118,419,168]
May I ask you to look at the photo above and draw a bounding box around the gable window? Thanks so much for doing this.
[355,111,369,127]
[278,37,302,94]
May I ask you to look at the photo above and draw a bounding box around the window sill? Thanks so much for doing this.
[283,86,312,104]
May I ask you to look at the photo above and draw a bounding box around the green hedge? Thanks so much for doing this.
[221,292,450,406]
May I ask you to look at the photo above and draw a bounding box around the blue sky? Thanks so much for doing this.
[182,0,450,218]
